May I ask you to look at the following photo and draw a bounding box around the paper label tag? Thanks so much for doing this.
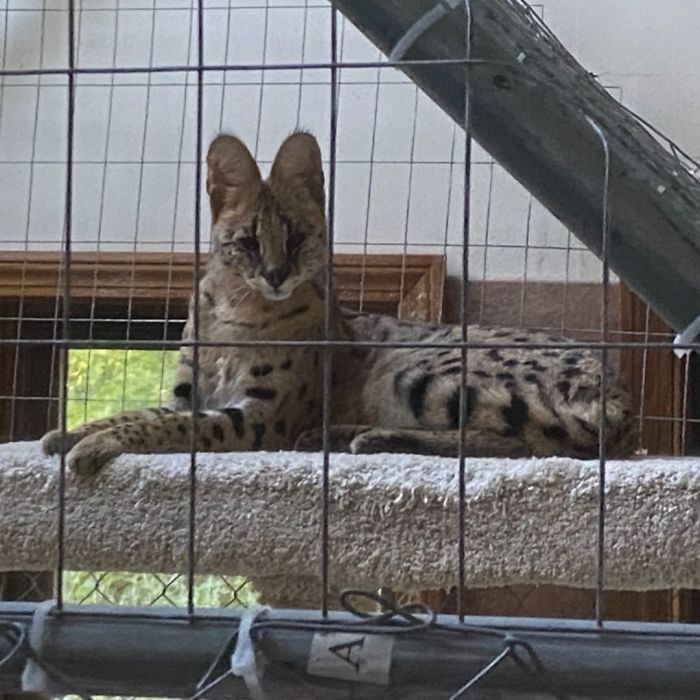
[307,632,394,685]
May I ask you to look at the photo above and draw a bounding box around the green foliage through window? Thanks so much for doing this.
[62,349,256,610]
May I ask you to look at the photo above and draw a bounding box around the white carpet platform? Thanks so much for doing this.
[1,440,699,606]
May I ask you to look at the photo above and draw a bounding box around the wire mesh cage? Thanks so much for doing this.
[0,0,699,697]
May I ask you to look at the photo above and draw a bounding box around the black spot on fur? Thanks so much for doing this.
[493,331,510,338]
[246,387,278,400]
[487,348,503,362]
[514,336,529,342]
[525,373,540,384]
[447,385,476,429]
[274,419,286,436]
[502,395,528,437]
[473,370,491,378]
[504,359,519,367]
[575,417,597,437]
[564,367,582,379]
[497,372,515,380]
[177,423,187,435]
[564,356,579,365]
[252,423,266,449]
[543,425,568,441]
[223,408,245,438]
[201,437,212,451]
[409,373,434,420]
[442,365,463,376]
[440,357,462,368]
[377,327,391,342]
[543,351,559,358]
[278,305,309,321]
[280,358,293,370]
[173,383,192,402]
[557,380,571,399]
[393,368,408,395]
[524,360,546,372]
[350,347,369,360]
[251,364,273,377]
[212,424,224,443]
[203,291,215,306]
[436,350,452,357]
[573,385,599,403]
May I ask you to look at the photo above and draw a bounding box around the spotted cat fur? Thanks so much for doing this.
[42,132,636,474]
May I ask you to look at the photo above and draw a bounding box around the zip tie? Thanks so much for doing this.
[673,313,700,358]
[389,0,462,62]
[230,606,271,700]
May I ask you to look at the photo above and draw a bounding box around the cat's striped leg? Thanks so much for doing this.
[41,407,177,457]
[65,408,284,475]
[348,427,532,459]
[295,425,532,458]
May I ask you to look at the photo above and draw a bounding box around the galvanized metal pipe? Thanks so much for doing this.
[3,602,700,698]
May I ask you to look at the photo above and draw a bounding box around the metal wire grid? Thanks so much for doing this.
[0,0,699,695]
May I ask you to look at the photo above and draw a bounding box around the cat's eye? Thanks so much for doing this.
[286,231,305,254]
[236,236,259,254]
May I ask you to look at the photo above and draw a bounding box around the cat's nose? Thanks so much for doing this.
[262,265,290,290]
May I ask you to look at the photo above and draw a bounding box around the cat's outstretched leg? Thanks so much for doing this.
[41,407,177,457]
[65,408,285,475]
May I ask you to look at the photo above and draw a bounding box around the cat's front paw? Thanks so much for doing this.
[295,426,366,453]
[66,434,122,476]
[41,429,83,456]
[294,428,324,452]
[350,429,428,455]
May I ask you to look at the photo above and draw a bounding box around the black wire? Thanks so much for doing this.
[0,620,93,700]
[0,621,25,670]
[188,589,568,700]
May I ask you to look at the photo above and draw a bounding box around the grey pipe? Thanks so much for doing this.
[3,602,700,698]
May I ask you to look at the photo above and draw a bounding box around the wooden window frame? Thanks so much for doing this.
[0,251,445,322]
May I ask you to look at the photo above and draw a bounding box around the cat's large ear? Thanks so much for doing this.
[270,131,325,209]
[206,134,262,223]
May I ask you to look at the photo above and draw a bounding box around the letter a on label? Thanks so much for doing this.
[307,633,393,685]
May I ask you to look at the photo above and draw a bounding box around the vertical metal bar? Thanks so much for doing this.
[636,305,652,449]
[56,0,77,610]
[518,196,535,327]
[119,0,157,413]
[357,49,382,313]
[680,355,691,455]
[585,116,611,627]
[477,160,494,324]
[160,1,198,405]
[295,0,309,129]
[188,0,205,617]
[218,0,233,132]
[82,0,122,426]
[8,0,49,441]
[457,0,472,622]
[321,4,338,618]
[253,1,270,158]
[397,85,420,319]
